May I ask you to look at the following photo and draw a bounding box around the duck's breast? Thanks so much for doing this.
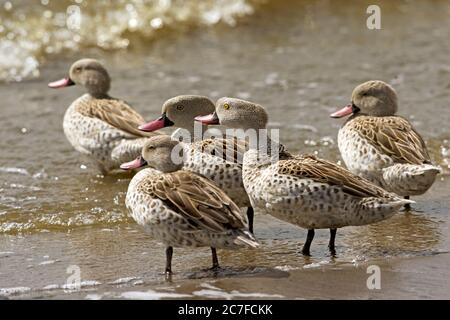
[338,121,393,185]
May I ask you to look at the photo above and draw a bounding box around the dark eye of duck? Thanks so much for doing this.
[176,105,184,111]
[74,67,82,72]
[147,146,155,150]
[223,103,230,110]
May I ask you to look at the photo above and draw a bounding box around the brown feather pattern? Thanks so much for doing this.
[75,97,158,137]
[191,137,248,164]
[278,154,394,199]
[349,115,430,164]
[137,171,246,233]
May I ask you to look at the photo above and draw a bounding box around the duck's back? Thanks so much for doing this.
[63,94,155,171]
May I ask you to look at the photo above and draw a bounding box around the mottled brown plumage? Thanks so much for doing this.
[348,115,430,165]
[75,97,155,138]
[211,97,411,256]
[123,137,258,275]
[137,171,245,233]
[278,154,393,199]
[333,80,440,197]
[191,136,248,165]
[49,58,158,174]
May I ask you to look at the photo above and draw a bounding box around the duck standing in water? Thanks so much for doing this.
[196,97,412,256]
[48,58,158,174]
[331,80,440,206]
[138,95,255,234]
[120,135,258,277]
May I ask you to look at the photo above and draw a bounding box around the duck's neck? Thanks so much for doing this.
[88,92,111,99]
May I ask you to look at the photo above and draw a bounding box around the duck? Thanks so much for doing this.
[138,95,255,233]
[48,58,157,174]
[120,135,258,277]
[196,97,412,256]
[330,80,440,206]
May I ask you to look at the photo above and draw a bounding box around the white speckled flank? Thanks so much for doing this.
[333,80,440,197]
[242,150,407,229]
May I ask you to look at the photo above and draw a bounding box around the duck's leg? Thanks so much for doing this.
[165,246,173,277]
[328,228,337,256]
[246,207,254,234]
[404,196,411,210]
[301,229,315,256]
[211,247,220,269]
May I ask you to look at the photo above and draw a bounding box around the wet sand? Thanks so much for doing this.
[1,0,450,299]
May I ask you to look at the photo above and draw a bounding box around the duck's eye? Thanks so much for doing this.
[223,103,230,110]
[176,105,184,111]
[147,146,155,150]
[74,67,82,73]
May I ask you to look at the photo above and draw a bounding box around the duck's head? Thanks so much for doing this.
[120,135,183,173]
[331,80,398,118]
[138,95,215,132]
[195,97,268,130]
[48,58,111,97]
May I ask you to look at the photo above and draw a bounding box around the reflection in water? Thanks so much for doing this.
[344,211,441,257]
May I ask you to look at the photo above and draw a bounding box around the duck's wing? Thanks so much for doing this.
[76,98,158,138]
[138,171,246,232]
[191,137,248,164]
[278,154,394,199]
[350,116,431,164]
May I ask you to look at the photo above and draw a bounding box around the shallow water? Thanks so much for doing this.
[1,0,450,299]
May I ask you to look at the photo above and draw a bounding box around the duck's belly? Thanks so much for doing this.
[337,126,393,187]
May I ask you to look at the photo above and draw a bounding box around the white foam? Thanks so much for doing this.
[110,277,138,285]
[0,287,31,296]
[38,260,57,266]
[120,290,191,300]
[0,251,14,257]
[193,289,284,299]
[0,167,29,175]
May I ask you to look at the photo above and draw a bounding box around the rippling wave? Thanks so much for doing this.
[0,0,267,82]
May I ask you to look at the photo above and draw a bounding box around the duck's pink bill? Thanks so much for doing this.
[48,77,75,88]
[194,113,219,125]
[120,157,146,170]
[330,104,353,118]
[138,119,165,132]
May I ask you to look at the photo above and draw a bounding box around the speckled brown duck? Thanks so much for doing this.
[331,80,440,204]
[196,97,412,256]
[120,135,258,277]
[48,58,158,174]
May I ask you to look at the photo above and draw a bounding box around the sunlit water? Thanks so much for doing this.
[1,0,450,299]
